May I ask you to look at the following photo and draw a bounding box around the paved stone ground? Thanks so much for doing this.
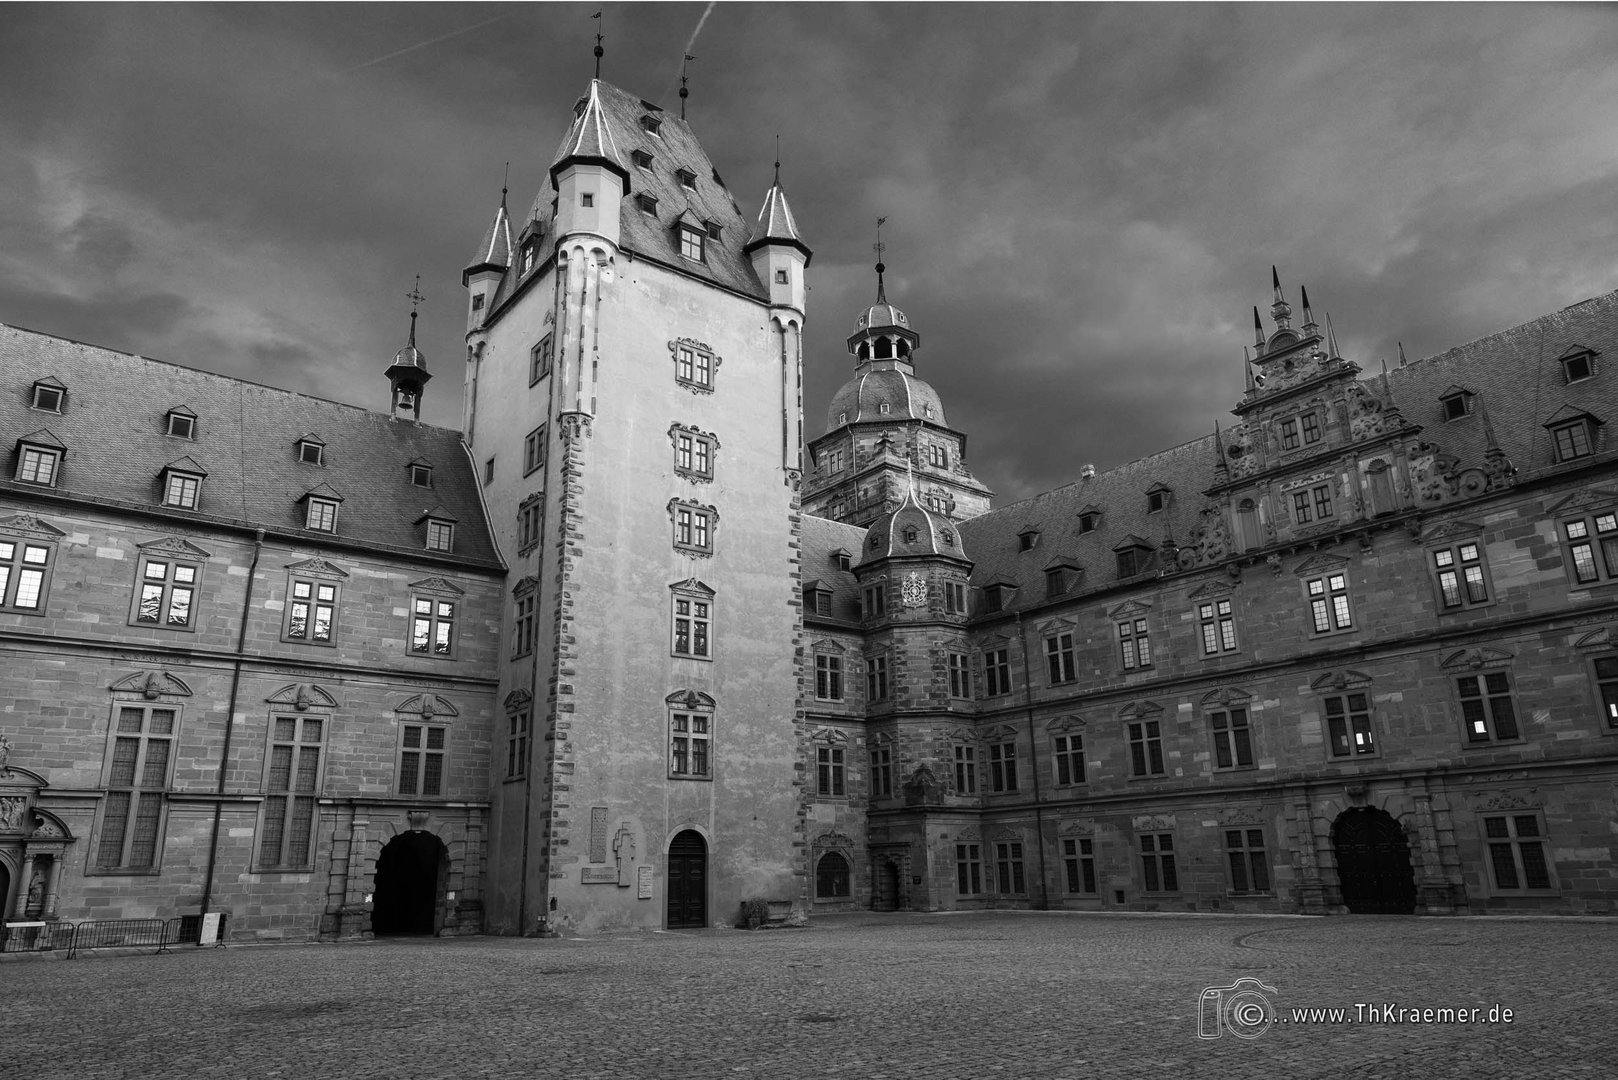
[4,912,1613,1079]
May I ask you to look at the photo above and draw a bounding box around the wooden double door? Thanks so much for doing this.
[666,830,707,929]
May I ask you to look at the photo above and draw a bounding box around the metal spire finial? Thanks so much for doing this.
[680,54,694,119]
[502,162,509,205]
[592,10,604,79]
[405,275,426,345]
[774,135,780,185]
[874,217,888,304]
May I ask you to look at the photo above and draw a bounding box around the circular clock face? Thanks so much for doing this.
[901,571,927,607]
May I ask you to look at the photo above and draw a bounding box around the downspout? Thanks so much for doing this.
[201,527,265,918]
[1013,610,1050,909]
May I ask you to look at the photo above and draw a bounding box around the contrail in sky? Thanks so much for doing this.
[662,1,718,103]
[343,10,520,74]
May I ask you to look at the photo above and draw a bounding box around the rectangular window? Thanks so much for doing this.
[398,724,447,796]
[259,715,323,869]
[1053,733,1085,785]
[425,520,454,552]
[930,444,948,468]
[529,334,554,384]
[133,558,199,629]
[995,841,1026,894]
[163,472,201,509]
[1307,572,1352,633]
[983,647,1011,696]
[1552,421,1594,462]
[816,746,845,796]
[31,384,64,412]
[862,583,886,618]
[1063,837,1097,894]
[523,425,547,476]
[298,440,324,466]
[518,500,542,552]
[1210,709,1254,769]
[680,227,705,261]
[944,581,967,614]
[1199,599,1237,654]
[1593,656,1618,729]
[953,744,976,794]
[1292,490,1312,524]
[410,464,432,487]
[1301,412,1322,444]
[1313,483,1333,520]
[1140,832,1179,892]
[866,654,889,702]
[1280,418,1300,450]
[672,595,711,659]
[674,429,716,480]
[1324,693,1375,757]
[1433,542,1490,609]
[284,578,337,645]
[1119,618,1151,669]
[513,594,536,658]
[815,653,843,700]
[1562,513,1618,585]
[956,843,983,895]
[506,711,530,779]
[1128,720,1165,777]
[669,712,711,778]
[988,741,1018,793]
[410,596,456,656]
[948,651,970,698]
[95,705,177,871]
[674,344,715,390]
[821,445,846,473]
[1045,632,1076,685]
[1458,672,1521,743]
[1226,829,1271,893]
[306,498,338,533]
[484,457,495,484]
[672,504,714,554]
[0,539,53,613]
[870,745,893,797]
[17,446,61,486]
[1484,815,1554,891]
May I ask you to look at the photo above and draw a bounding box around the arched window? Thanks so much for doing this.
[857,343,870,361]
[816,851,851,898]
[875,338,893,360]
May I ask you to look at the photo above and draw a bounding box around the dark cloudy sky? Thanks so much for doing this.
[4,3,1616,504]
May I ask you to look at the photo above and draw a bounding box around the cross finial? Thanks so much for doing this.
[592,10,604,79]
[874,217,888,304]
[406,275,425,345]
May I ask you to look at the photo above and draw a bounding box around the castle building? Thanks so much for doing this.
[3,74,1617,941]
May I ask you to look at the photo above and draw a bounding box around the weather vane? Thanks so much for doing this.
[593,10,604,79]
[680,54,695,118]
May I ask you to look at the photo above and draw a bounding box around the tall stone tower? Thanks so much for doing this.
[462,79,810,934]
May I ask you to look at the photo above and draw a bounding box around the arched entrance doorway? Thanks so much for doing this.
[666,830,707,928]
[1332,807,1417,914]
[371,831,448,936]
[873,858,901,911]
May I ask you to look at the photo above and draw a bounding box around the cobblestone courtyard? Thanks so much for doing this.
[5,912,1613,1079]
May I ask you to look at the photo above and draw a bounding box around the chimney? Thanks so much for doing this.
[1081,464,1096,480]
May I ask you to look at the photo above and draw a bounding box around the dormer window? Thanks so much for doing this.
[1078,508,1101,534]
[15,432,64,487]
[1045,564,1080,597]
[29,379,65,413]
[165,408,197,439]
[775,269,789,284]
[1560,346,1599,383]
[297,437,326,466]
[306,497,339,532]
[640,114,662,136]
[879,402,891,415]
[632,149,654,169]
[705,221,722,240]
[425,519,454,553]
[1114,537,1155,578]
[1440,387,1474,422]
[1018,528,1039,552]
[982,585,1004,613]
[1547,412,1601,462]
[409,461,433,487]
[637,193,659,215]
[1146,486,1171,514]
[832,548,852,572]
[520,239,540,275]
[678,225,705,262]
[160,459,206,510]
[902,526,919,544]
[676,168,697,189]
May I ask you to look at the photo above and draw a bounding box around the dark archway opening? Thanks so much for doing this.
[372,831,447,936]
[1332,807,1417,914]
[873,858,901,911]
[666,830,707,929]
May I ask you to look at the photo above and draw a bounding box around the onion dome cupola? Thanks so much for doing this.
[385,280,432,421]
[855,483,970,569]
[548,80,631,247]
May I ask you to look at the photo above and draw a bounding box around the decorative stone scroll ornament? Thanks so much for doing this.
[558,413,593,442]
[901,571,927,607]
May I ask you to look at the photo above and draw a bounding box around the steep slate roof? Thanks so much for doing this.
[746,179,811,262]
[955,287,1618,613]
[464,194,514,282]
[799,513,866,625]
[825,366,949,431]
[0,323,501,566]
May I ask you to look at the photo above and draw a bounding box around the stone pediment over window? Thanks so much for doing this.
[1107,598,1152,620]
[1131,813,1175,831]
[1439,647,1514,672]
[109,670,194,698]
[1574,626,1618,650]
[1219,807,1265,827]
[512,575,538,597]
[1293,553,1350,577]
[284,557,348,579]
[395,693,459,718]
[1473,790,1543,812]
[810,638,846,653]
[670,577,714,596]
[810,727,849,745]
[946,727,977,744]
[504,689,533,713]
[137,536,214,560]
[1200,686,1252,708]
[1309,669,1372,693]
[1420,519,1484,544]
[1544,487,1618,516]
[0,514,65,540]
[1034,616,1078,635]
[869,729,895,746]
[993,827,1021,841]
[1117,700,1164,721]
[665,689,716,709]
[814,831,854,850]
[954,826,981,842]
[978,632,1011,647]
[1185,580,1236,602]
[267,683,340,711]
[409,576,465,596]
[1045,715,1086,733]
[982,724,1018,741]
[1058,818,1095,836]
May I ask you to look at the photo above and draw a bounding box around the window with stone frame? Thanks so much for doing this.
[1560,510,1618,586]
[283,577,338,646]
[1225,829,1271,893]
[671,424,718,482]
[305,496,339,533]
[397,723,448,797]
[953,743,977,794]
[671,339,718,392]
[424,518,455,553]
[523,424,548,477]
[529,333,554,385]
[814,651,843,701]
[994,840,1026,894]
[1291,482,1334,524]
[1591,655,1618,731]
[1045,629,1077,685]
[130,553,202,630]
[1139,832,1179,892]
[1127,720,1165,777]
[1305,571,1353,634]
[1118,618,1151,669]
[1052,730,1085,786]
[517,495,543,554]
[258,714,324,870]
[0,534,55,614]
[956,843,984,895]
[988,740,1018,793]
[678,225,706,261]
[1198,597,1238,655]
[670,500,717,556]
[816,851,852,898]
[1431,539,1492,610]
[1456,671,1521,743]
[1063,836,1097,894]
[862,581,886,619]
[1323,691,1376,758]
[869,742,893,797]
[944,579,967,615]
[506,708,530,780]
[947,651,970,698]
[1560,346,1598,384]
[865,653,890,702]
[669,704,712,779]
[929,443,949,468]
[816,745,846,797]
[983,646,1011,696]
[409,590,458,657]
[94,703,180,872]
[513,590,536,659]
[1482,813,1556,893]
[1209,708,1255,769]
[670,580,713,660]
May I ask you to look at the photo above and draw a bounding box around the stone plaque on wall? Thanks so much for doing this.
[637,865,654,899]
[581,867,617,884]
[589,806,609,863]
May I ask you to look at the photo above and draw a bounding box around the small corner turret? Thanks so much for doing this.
[549,80,630,248]
[463,185,513,333]
[745,157,812,315]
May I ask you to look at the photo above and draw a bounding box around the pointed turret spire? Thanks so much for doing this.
[1325,313,1342,360]
[548,79,629,189]
[1253,306,1266,349]
[1398,341,1409,367]
[1213,419,1228,479]
[1270,266,1293,331]
[463,183,514,285]
[1300,284,1318,334]
[1243,346,1256,392]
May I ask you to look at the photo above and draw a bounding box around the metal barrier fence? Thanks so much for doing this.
[1,915,228,958]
